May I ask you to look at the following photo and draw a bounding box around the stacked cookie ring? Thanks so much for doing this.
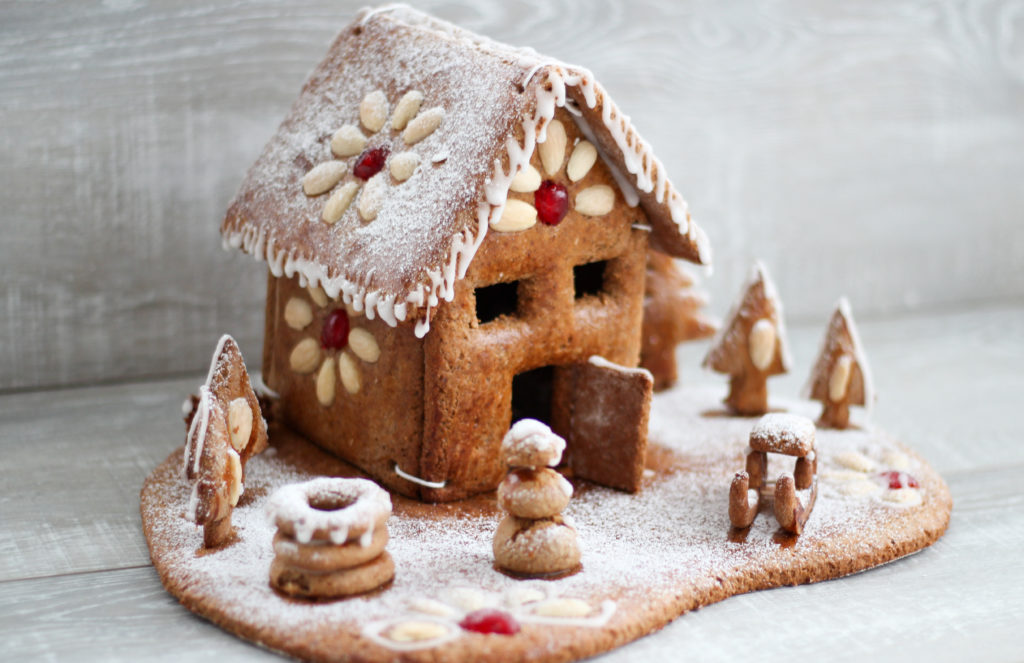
[266,477,394,599]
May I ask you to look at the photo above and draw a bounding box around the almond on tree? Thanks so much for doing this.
[804,298,874,429]
[702,262,791,415]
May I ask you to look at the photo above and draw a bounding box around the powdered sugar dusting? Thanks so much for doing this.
[501,419,565,468]
[221,5,710,337]
[804,297,876,409]
[264,477,392,544]
[142,385,949,661]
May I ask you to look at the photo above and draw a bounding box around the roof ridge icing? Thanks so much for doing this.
[222,4,711,337]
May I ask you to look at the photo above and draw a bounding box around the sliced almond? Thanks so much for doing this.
[389,151,420,182]
[338,351,361,394]
[510,164,541,193]
[829,354,853,402]
[226,448,243,506]
[386,620,449,643]
[532,598,592,618]
[402,107,444,145]
[882,449,911,471]
[227,398,253,452]
[490,199,537,232]
[539,119,567,175]
[302,161,347,196]
[284,297,313,330]
[566,140,597,182]
[316,356,336,406]
[289,338,321,374]
[359,90,388,133]
[322,182,358,224]
[330,125,367,158]
[574,184,614,216]
[447,587,490,612]
[884,488,922,506]
[836,450,875,473]
[409,598,457,617]
[348,327,380,363]
[748,318,776,371]
[505,586,546,607]
[307,285,329,308]
[358,173,386,222]
[391,90,424,131]
[839,478,881,497]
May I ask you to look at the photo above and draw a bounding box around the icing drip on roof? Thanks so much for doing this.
[221,4,710,337]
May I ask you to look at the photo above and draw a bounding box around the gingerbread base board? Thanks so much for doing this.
[141,385,951,663]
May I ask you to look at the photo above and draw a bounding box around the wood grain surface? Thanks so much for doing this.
[2,0,1022,391]
[0,308,1021,662]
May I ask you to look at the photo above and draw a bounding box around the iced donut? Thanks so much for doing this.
[265,477,392,545]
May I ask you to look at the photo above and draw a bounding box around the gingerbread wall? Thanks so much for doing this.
[419,109,650,501]
[263,274,426,496]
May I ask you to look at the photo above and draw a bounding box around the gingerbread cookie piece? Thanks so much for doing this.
[729,413,818,535]
[183,335,269,548]
[265,477,394,599]
[703,262,791,415]
[805,298,874,429]
[640,250,716,391]
[493,420,580,577]
[561,356,654,493]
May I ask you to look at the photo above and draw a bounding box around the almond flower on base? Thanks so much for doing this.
[285,286,381,407]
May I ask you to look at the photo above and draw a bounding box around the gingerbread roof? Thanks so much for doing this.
[221,4,711,337]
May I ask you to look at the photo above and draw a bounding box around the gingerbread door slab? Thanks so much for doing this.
[563,357,653,493]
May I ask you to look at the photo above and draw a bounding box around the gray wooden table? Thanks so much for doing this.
[2,306,1021,662]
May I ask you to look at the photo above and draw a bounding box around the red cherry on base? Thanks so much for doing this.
[458,608,521,635]
[534,180,569,225]
[320,309,350,350]
[877,470,919,490]
[353,146,389,180]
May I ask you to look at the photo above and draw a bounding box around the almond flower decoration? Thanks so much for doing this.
[492,118,615,232]
[284,285,381,406]
[301,89,445,224]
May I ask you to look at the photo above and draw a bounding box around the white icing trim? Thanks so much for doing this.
[361,617,461,652]
[264,477,392,545]
[183,385,213,522]
[394,463,447,489]
[587,355,655,379]
[223,8,710,337]
[519,599,617,628]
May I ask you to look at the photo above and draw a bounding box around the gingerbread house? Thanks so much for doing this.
[221,5,711,502]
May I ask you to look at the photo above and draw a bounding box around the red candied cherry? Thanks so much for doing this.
[353,146,390,180]
[877,470,919,490]
[459,608,521,635]
[320,309,350,350]
[534,180,569,225]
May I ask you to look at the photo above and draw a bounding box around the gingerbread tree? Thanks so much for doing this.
[805,298,874,428]
[641,250,717,391]
[702,262,791,415]
[183,335,269,548]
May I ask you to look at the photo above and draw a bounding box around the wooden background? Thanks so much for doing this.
[2,0,1023,391]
